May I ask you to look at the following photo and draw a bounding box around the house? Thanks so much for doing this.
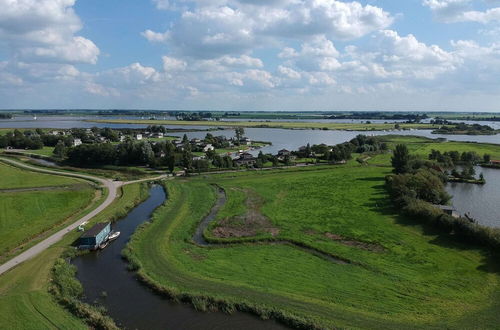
[203,144,215,152]
[491,160,500,165]
[240,137,251,145]
[174,142,185,150]
[154,132,164,138]
[278,149,291,157]
[78,222,111,250]
[235,152,257,166]
[136,134,143,140]
[433,205,460,218]
[73,138,82,147]
[119,135,126,142]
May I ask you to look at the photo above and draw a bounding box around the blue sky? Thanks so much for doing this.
[1,0,500,111]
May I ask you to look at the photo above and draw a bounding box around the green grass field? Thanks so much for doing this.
[88,118,446,131]
[0,188,95,257]
[0,162,80,189]
[127,163,500,329]
[0,182,148,329]
[0,161,97,260]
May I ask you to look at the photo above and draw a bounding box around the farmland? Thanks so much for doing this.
[0,162,96,260]
[126,161,500,329]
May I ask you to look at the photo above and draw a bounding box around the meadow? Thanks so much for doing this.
[0,161,80,189]
[88,118,444,131]
[126,163,500,329]
[0,182,148,329]
[0,161,98,260]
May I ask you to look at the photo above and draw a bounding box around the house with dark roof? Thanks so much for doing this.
[78,222,111,250]
[235,152,257,166]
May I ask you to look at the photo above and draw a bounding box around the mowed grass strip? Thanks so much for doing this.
[0,183,147,330]
[0,162,80,189]
[129,166,500,329]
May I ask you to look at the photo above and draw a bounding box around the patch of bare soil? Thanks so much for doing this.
[212,188,280,238]
[325,232,385,252]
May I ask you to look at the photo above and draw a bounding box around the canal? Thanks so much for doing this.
[72,185,287,330]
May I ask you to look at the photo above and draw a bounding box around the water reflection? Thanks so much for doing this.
[446,167,500,228]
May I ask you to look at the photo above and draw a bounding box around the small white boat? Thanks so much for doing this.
[99,241,109,250]
[108,231,121,241]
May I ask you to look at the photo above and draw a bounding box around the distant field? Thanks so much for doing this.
[88,118,445,131]
[128,164,500,329]
[0,183,147,330]
[375,135,500,162]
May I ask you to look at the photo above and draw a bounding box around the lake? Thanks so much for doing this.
[446,166,500,228]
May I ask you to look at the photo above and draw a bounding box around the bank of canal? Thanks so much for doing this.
[72,185,287,330]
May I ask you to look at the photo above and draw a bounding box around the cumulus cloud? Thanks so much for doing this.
[423,0,500,23]
[143,0,393,58]
[0,0,100,64]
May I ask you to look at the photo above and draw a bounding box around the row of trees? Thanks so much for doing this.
[0,129,44,149]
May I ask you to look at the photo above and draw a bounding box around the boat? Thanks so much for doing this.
[99,241,109,250]
[108,231,121,241]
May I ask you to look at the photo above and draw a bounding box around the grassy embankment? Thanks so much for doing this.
[88,118,445,131]
[0,162,97,261]
[125,136,500,329]
[0,182,148,329]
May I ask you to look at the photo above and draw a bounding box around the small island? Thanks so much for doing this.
[432,121,498,135]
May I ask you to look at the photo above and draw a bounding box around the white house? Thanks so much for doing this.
[73,138,82,147]
[203,144,215,152]
[136,134,143,140]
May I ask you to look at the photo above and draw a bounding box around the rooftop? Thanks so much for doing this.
[80,222,110,238]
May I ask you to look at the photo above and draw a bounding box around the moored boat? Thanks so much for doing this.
[108,231,121,241]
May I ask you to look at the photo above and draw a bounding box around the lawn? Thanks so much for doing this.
[0,182,148,329]
[0,161,80,189]
[0,188,95,258]
[88,118,446,131]
[127,165,500,329]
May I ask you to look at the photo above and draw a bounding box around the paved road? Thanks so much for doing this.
[0,157,166,276]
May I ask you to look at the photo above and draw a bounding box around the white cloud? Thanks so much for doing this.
[162,56,188,71]
[423,0,500,23]
[0,0,99,64]
[141,29,170,42]
[143,0,393,58]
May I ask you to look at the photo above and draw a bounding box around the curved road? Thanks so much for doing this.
[0,157,166,276]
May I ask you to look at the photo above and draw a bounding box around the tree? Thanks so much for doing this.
[235,127,245,141]
[483,154,491,163]
[53,140,67,158]
[167,154,175,173]
[392,144,410,174]
[181,149,192,169]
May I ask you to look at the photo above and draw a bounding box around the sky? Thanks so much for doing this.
[1,0,500,112]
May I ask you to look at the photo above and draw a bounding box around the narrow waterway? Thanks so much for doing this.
[72,185,288,330]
